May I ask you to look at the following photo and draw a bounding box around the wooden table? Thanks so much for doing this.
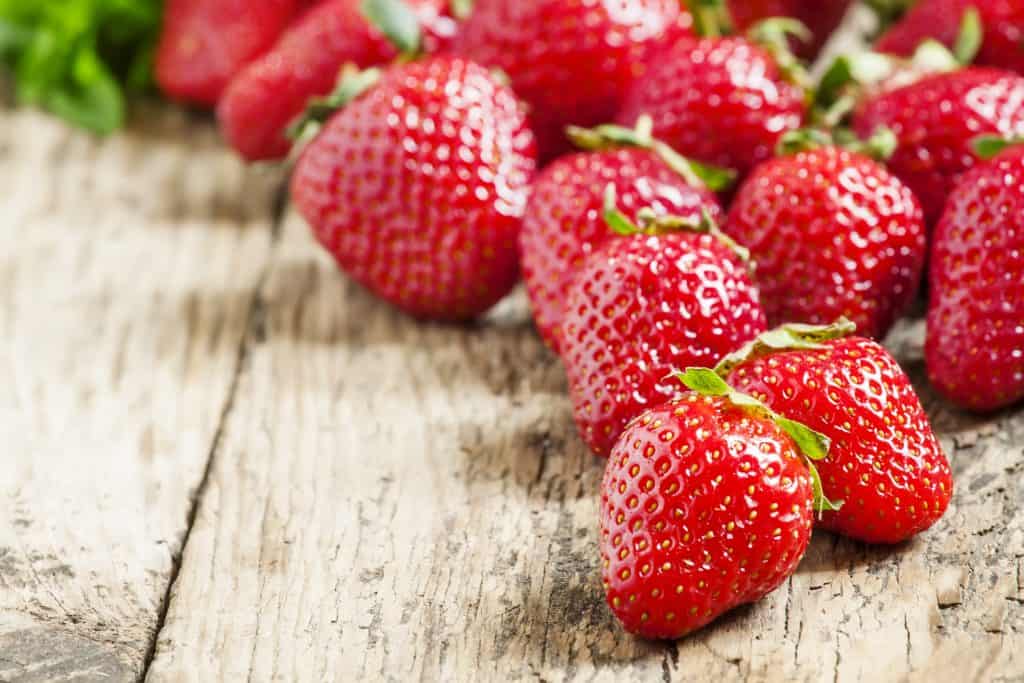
[2,14,1024,683]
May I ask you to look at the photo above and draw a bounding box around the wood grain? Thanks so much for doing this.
[146,209,1024,681]
[0,105,281,680]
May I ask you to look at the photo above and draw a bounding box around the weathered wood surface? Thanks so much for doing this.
[143,208,1024,682]
[0,105,281,680]
[3,6,1024,681]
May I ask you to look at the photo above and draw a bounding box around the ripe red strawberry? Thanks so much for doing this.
[601,370,825,639]
[927,140,1024,412]
[853,67,1024,225]
[617,36,805,176]
[725,144,926,339]
[562,210,767,457]
[290,57,537,320]
[520,122,727,353]
[728,0,854,58]
[877,0,1024,74]
[720,321,954,544]
[156,0,303,106]
[218,0,454,161]
[451,0,692,160]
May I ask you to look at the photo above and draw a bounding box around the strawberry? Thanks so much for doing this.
[519,119,730,353]
[853,67,1024,225]
[926,138,1024,412]
[601,369,828,639]
[725,141,926,340]
[728,0,854,58]
[876,0,1024,74]
[290,57,537,320]
[451,0,692,161]
[562,204,767,457]
[616,33,806,176]
[155,0,304,106]
[719,320,954,544]
[218,0,455,162]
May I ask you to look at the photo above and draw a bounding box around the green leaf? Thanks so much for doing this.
[361,0,422,55]
[678,367,733,397]
[774,417,831,462]
[806,460,844,514]
[602,184,639,236]
[0,0,164,134]
[287,65,383,142]
[715,318,856,377]
[954,6,983,65]
[972,134,1024,159]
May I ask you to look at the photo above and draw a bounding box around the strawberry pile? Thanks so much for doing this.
[151,0,1024,640]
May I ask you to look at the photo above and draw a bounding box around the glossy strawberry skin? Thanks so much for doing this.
[218,0,454,161]
[601,393,814,639]
[519,149,724,353]
[877,0,1024,74]
[927,145,1024,412]
[726,147,926,340]
[728,0,853,58]
[451,0,692,161]
[156,0,303,106]
[617,37,805,176]
[562,234,767,457]
[726,337,953,544]
[854,68,1024,225]
[290,57,537,321]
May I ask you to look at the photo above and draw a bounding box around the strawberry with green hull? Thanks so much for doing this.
[219,0,455,162]
[725,136,926,340]
[520,118,731,354]
[562,200,766,457]
[290,57,536,321]
[451,0,692,161]
[926,137,1024,412]
[853,67,1024,226]
[876,0,1024,74]
[601,369,830,639]
[616,6,807,177]
[156,0,305,106]
[719,320,954,544]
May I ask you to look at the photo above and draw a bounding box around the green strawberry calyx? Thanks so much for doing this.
[287,64,383,144]
[748,18,814,93]
[677,367,843,514]
[973,135,1024,160]
[686,0,734,39]
[361,0,427,55]
[713,318,857,378]
[602,185,751,266]
[811,9,979,129]
[776,126,898,162]
[449,0,474,20]
[567,115,737,192]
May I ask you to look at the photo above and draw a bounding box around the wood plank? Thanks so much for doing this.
[147,204,1024,680]
[0,105,280,680]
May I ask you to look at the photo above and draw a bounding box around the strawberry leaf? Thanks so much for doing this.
[361,0,422,55]
[953,6,983,65]
[973,134,1024,159]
